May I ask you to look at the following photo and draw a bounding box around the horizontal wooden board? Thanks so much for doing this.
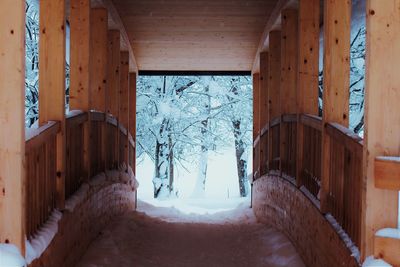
[112,0,279,70]
[374,157,400,190]
[374,234,400,266]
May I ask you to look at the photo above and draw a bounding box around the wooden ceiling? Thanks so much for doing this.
[111,0,278,71]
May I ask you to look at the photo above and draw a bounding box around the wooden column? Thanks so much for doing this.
[296,0,320,186]
[69,0,90,111]
[90,8,108,171]
[259,52,269,176]
[320,0,351,212]
[39,0,67,209]
[0,0,26,253]
[363,0,400,257]
[90,8,107,111]
[253,72,260,179]
[70,0,91,179]
[119,51,130,165]
[107,30,120,168]
[280,9,298,175]
[268,30,281,170]
[129,72,137,174]
[106,30,121,118]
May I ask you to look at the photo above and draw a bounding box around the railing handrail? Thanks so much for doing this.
[89,110,105,122]
[270,115,281,127]
[106,113,118,126]
[325,122,363,152]
[66,110,88,126]
[282,113,297,123]
[25,121,61,150]
[300,114,322,131]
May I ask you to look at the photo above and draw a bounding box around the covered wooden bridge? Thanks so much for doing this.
[0,0,399,266]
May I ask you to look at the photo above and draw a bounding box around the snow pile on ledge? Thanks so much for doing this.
[362,256,392,267]
[25,210,62,264]
[0,244,26,267]
[325,213,361,263]
[375,228,400,239]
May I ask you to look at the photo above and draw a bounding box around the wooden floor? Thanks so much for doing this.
[76,200,304,267]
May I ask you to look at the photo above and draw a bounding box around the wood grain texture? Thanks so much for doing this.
[374,158,400,190]
[363,0,400,258]
[39,0,67,210]
[128,72,136,172]
[374,235,400,266]
[119,51,130,164]
[0,0,26,253]
[70,0,91,111]
[259,52,269,175]
[90,8,108,112]
[320,0,351,213]
[106,30,121,118]
[112,0,278,71]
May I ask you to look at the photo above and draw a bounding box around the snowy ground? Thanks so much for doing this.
[76,198,305,267]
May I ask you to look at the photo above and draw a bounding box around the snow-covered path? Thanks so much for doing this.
[76,199,305,267]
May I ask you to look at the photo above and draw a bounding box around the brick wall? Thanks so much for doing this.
[252,175,360,267]
[29,178,136,267]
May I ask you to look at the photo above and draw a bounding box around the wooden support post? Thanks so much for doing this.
[129,72,137,174]
[296,0,320,186]
[259,52,269,176]
[320,0,351,213]
[253,72,260,179]
[0,0,26,254]
[120,51,130,165]
[39,0,67,209]
[107,30,120,168]
[268,30,281,170]
[363,0,400,258]
[70,0,91,179]
[280,9,298,175]
[90,8,108,171]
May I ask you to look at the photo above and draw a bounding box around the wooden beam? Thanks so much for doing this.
[0,0,26,254]
[363,0,400,258]
[90,8,108,112]
[106,30,121,118]
[374,233,400,266]
[69,0,90,111]
[252,0,292,73]
[259,52,269,175]
[129,72,137,173]
[320,0,351,213]
[280,9,298,173]
[120,51,130,164]
[374,157,400,190]
[100,0,138,73]
[253,73,261,140]
[39,0,67,209]
[296,0,320,186]
[268,31,281,171]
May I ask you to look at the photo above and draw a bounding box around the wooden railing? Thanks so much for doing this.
[280,114,297,177]
[65,112,88,199]
[299,114,322,198]
[253,135,260,179]
[260,124,269,176]
[325,122,363,247]
[253,112,363,249]
[25,121,60,239]
[25,111,135,240]
[269,116,280,171]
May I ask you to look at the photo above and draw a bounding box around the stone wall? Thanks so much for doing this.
[252,175,360,267]
[29,173,136,267]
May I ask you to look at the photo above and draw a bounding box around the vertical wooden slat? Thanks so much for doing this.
[268,31,281,171]
[296,0,320,186]
[106,30,121,118]
[280,9,298,175]
[0,0,25,253]
[259,52,269,176]
[129,72,137,173]
[363,0,400,258]
[320,0,351,213]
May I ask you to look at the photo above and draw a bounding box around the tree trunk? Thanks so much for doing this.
[232,120,249,197]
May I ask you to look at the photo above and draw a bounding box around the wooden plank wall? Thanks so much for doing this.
[253,72,260,179]
[363,0,400,258]
[0,0,26,254]
[259,52,269,175]
[119,51,130,165]
[129,72,137,173]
